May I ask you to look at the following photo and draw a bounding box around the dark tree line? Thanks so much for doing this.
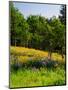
[10,2,66,59]
[59,5,66,25]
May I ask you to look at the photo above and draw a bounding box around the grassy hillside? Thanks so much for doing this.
[10,46,65,64]
[10,46,65,88]
[10,67,65,88]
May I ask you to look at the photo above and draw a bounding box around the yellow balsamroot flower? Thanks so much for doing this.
[52,53,65,63]
[10,46,65,64]
[18,56,29,63]
[10,46,48,57]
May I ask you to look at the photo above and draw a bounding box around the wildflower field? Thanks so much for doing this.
[9,1,66,88]
[10,46,66,88]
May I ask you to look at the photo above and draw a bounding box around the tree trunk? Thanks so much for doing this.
[61,48,64,60]
[62,51,64,60]
[26,39,28,47]
[48,51,52,60]
[15,38,16,46]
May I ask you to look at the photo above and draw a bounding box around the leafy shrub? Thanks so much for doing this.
[45,60,59,68]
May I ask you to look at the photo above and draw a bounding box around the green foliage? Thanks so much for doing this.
[59,5,66,25]
[10,2,65,59]
[10,2,29,46]
[10,46,65,88]
[9,2,66,88]
[10,66,65,88]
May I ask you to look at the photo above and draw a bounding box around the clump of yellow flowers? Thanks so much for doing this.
[10,46,65,64]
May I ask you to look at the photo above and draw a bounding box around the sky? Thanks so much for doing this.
[13,2,61,19]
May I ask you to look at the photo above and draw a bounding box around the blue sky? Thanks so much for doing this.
[13,2,61,19]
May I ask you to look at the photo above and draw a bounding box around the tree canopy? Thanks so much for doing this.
[59,5,66,25]
[10,2,66,59]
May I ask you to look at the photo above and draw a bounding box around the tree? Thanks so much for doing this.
[27,15,40,48]
[10,2,29,46]
[27,15,48,49]
[49,17,65,59]
[10,2,65,60]
[59,5,66,25]
[59,5,66,57]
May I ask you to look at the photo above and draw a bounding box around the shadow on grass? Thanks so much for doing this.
[10,58,65,73]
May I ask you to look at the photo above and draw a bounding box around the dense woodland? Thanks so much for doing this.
[10,2,66,59]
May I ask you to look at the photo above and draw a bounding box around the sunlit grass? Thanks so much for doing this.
[10,67,65,88]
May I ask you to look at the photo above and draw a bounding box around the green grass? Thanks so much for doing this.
[10,66,65,88]
[10,46,66,88]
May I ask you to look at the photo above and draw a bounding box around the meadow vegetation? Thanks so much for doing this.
[10,46,65,88]
[9,2,66,88]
